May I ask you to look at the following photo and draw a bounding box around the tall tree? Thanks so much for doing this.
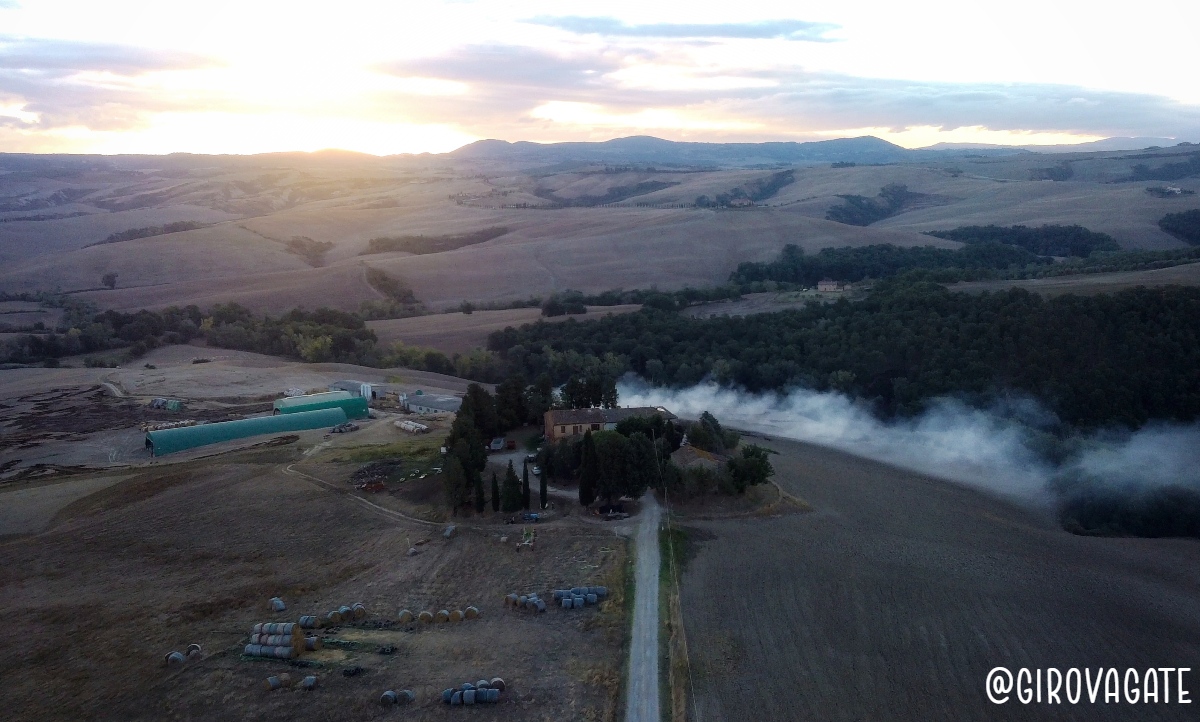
[539,468,548,509]
[593,430,631,503]
[501,460,522,513]
[626,431,656,499]
[726,444,775,493]
[463,383,500,439]
[521,463,531,510]
[473,469,485,513]
[494,374,528,431]
[579,430,598,507]
[443,456,468,514]
[491,471,500,512]
[526,373,555,424]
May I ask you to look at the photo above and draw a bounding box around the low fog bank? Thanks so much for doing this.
[620,380,1200,535]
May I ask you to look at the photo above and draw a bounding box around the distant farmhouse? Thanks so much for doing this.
[817,278,847,292]
[400,392,462,415]
[544,406,676,442]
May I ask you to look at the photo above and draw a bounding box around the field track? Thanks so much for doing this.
[679,438,1200,721]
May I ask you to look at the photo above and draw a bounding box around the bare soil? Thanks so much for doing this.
[0,448,631,722]
[368,305,640,355]
[678,437,1200,721]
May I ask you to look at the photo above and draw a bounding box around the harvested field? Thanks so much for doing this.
[678,437,1200,721]
[0,447,630,721]
[949,261,1200,296]
[368,305,641,355]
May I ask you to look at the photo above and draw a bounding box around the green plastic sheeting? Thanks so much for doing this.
[272,391,368,419]
[146,408,348,456]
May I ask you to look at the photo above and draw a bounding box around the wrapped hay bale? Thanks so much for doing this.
[461,682,475,691]
[264,674,290,691]
[536,599,547,612]
[570,587,585,596]
[586,593,598,605]
[572,596,584,609]
[164,651,186,667]
[517,595,527,607]
[351,603,367,620]
[490,677,505,692]
[561,598,572,609]
[449,609,464,622]
[505,593,518,606]
[304,637,322,651]
[435,609,450,623]
[299,615,318,629]
[442,689,454,704]
[338,605,353,620]
[463,689,476,705]
[325,611,342,626]
[300,676,317,691]
[553,590,566,601]
[594,586,609,599]
[465,606,480,619]
[397,609,414,624]
[270,597,286,612]
[451,691,463,705]
[398,690,415,704]
[185,643,202,659]
[380,690,399,706]
[418,611,434,623]
[476,680,490,689]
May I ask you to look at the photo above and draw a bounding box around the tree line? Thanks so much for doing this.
[488,280,1200,429]
[924,224,1120,257]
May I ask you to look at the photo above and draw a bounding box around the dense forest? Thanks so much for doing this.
[488,281,1200,429]
[1158,209,1200,245]
[925,224,1120,256]
[1122,152,1200,182]
[826,183,921,225]
[89,220,209,246]
[362,226,510,255]
[730,242,1050,286]
[537,181,676,207]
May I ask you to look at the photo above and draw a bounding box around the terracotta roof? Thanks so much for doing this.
[545,406,676,426]
[670,445,726,469]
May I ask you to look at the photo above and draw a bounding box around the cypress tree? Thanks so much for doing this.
[501,460,522,512]
[473,470,485,513]
[522,463,531,510]
[539,469,548,509]
[579,430,598,507]
[491,471,500,512]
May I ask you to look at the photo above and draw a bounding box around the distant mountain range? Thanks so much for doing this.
[921,137,1180,153]
[445,134,1006,167]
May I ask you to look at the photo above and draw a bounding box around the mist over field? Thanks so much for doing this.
[619,379,1200,511]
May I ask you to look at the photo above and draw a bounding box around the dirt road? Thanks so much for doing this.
[625,495,663,722]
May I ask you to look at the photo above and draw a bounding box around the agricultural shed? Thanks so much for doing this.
[145,408,348,456]
[273,390,368,419]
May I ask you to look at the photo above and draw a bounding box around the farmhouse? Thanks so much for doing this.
[817,278,846,292]
[544,406,676,442]
[669,445,726,471]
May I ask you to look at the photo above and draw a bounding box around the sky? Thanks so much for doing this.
[1,0,1198,155]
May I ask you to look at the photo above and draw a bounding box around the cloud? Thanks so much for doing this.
[0,35,214,76]
[0,36,220,130]
[527,16,839,41]
[379,44,1200,143]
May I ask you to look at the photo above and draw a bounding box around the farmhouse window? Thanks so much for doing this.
[591,423,601,431]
